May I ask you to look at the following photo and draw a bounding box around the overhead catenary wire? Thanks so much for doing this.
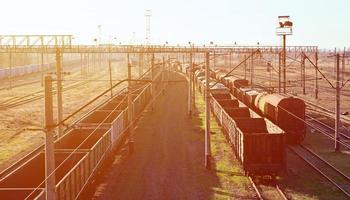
[303,53,335,89]
[209,49,260,89]
[306,114,350,140]
[206,70,350,149]
[24,69,165,200]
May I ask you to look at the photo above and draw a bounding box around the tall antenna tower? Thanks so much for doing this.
[145,10,152,45]
[97,25,102,45]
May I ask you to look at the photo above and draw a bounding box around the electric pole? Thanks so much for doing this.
[8,53,12,90]
[192,54,196,110]
[44,75,56,200]
[188,53,192,116]
[108,60,113,97]
[139,52,143,77]
[151,53,155,110]
[127,53,134,153]
[315,51,319,99]
[244,55,247,80]
[205,52,211,170]
[335,53,340,151]
[276,16,293,94]
[251,50,254,86]
[301,53,306,95]
[56,48,63,137]
[283,34,286,93]
[278,52,281,93]
[41,52,44,87]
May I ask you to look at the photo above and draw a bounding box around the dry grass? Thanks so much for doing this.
[193,88,256,200]
[0,59,137,170]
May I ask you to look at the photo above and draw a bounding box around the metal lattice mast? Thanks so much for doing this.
[145,10,152,45]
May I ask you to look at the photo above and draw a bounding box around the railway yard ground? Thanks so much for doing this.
[0,59,133,171]
[90,72,257,200]
[0,52,349,199]
[221,57,350,172]
[0,2,349,199]
[88,72,348,200]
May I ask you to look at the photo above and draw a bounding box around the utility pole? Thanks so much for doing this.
[342,47,346,83]
[229,52,232,69]
[301,53,306,95]
[162,56,165,93]
[127,53,134,153]
[44,75,56,200]
[244,55,247,79]
[315,51,319,99]
[205,52,211,170]
[56,48,63,137]
[283,34,287,93]
[278,52,281,93]
[213,51,216,69]
[8,53,12,90]
[99,53,102,69]
[108,60,113,97]
[268,62,272,88]
[250,50,254,86]
[80,53,83,76]
[276,16,293,94]
[300,54,303,87]
[139,52,143,77]
[87,53,90,74]
[188,53,193,116]
[335,53,341,151]
[182,54,184,72]
[151,53,155,110]
[192,54,196,110]
[41,52,44,87]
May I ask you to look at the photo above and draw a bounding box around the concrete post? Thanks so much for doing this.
[205,52,211,170]
[335,54,341,151]
[56,48,63,137]
[44,76,56,200]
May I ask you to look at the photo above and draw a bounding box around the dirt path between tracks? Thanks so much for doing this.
[90,72,255,200]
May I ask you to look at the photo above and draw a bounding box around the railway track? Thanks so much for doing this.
[249,176,289,200]
[288,145,350,198]
[0,80,41,91]
[0,86,125,179]
[306,114,350,142]
[0,73,107,108]
[237,65,350,96]
[305,100,350,123]
[0,60,82,91]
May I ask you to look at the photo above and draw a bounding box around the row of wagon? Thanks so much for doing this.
[0,64,163,199]
[214,69,306,144]
[210,93,286,176]
[191,68,286,177]
[194,67,306,145]
[0,63,55,79]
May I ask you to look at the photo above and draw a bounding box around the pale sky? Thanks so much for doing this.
[1,0,349,48]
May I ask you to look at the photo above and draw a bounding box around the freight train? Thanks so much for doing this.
[181,64,306,176]
[0,64,164,200]
[189,69,286,177]
[192,67,306,145]
[210,92,286,177]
